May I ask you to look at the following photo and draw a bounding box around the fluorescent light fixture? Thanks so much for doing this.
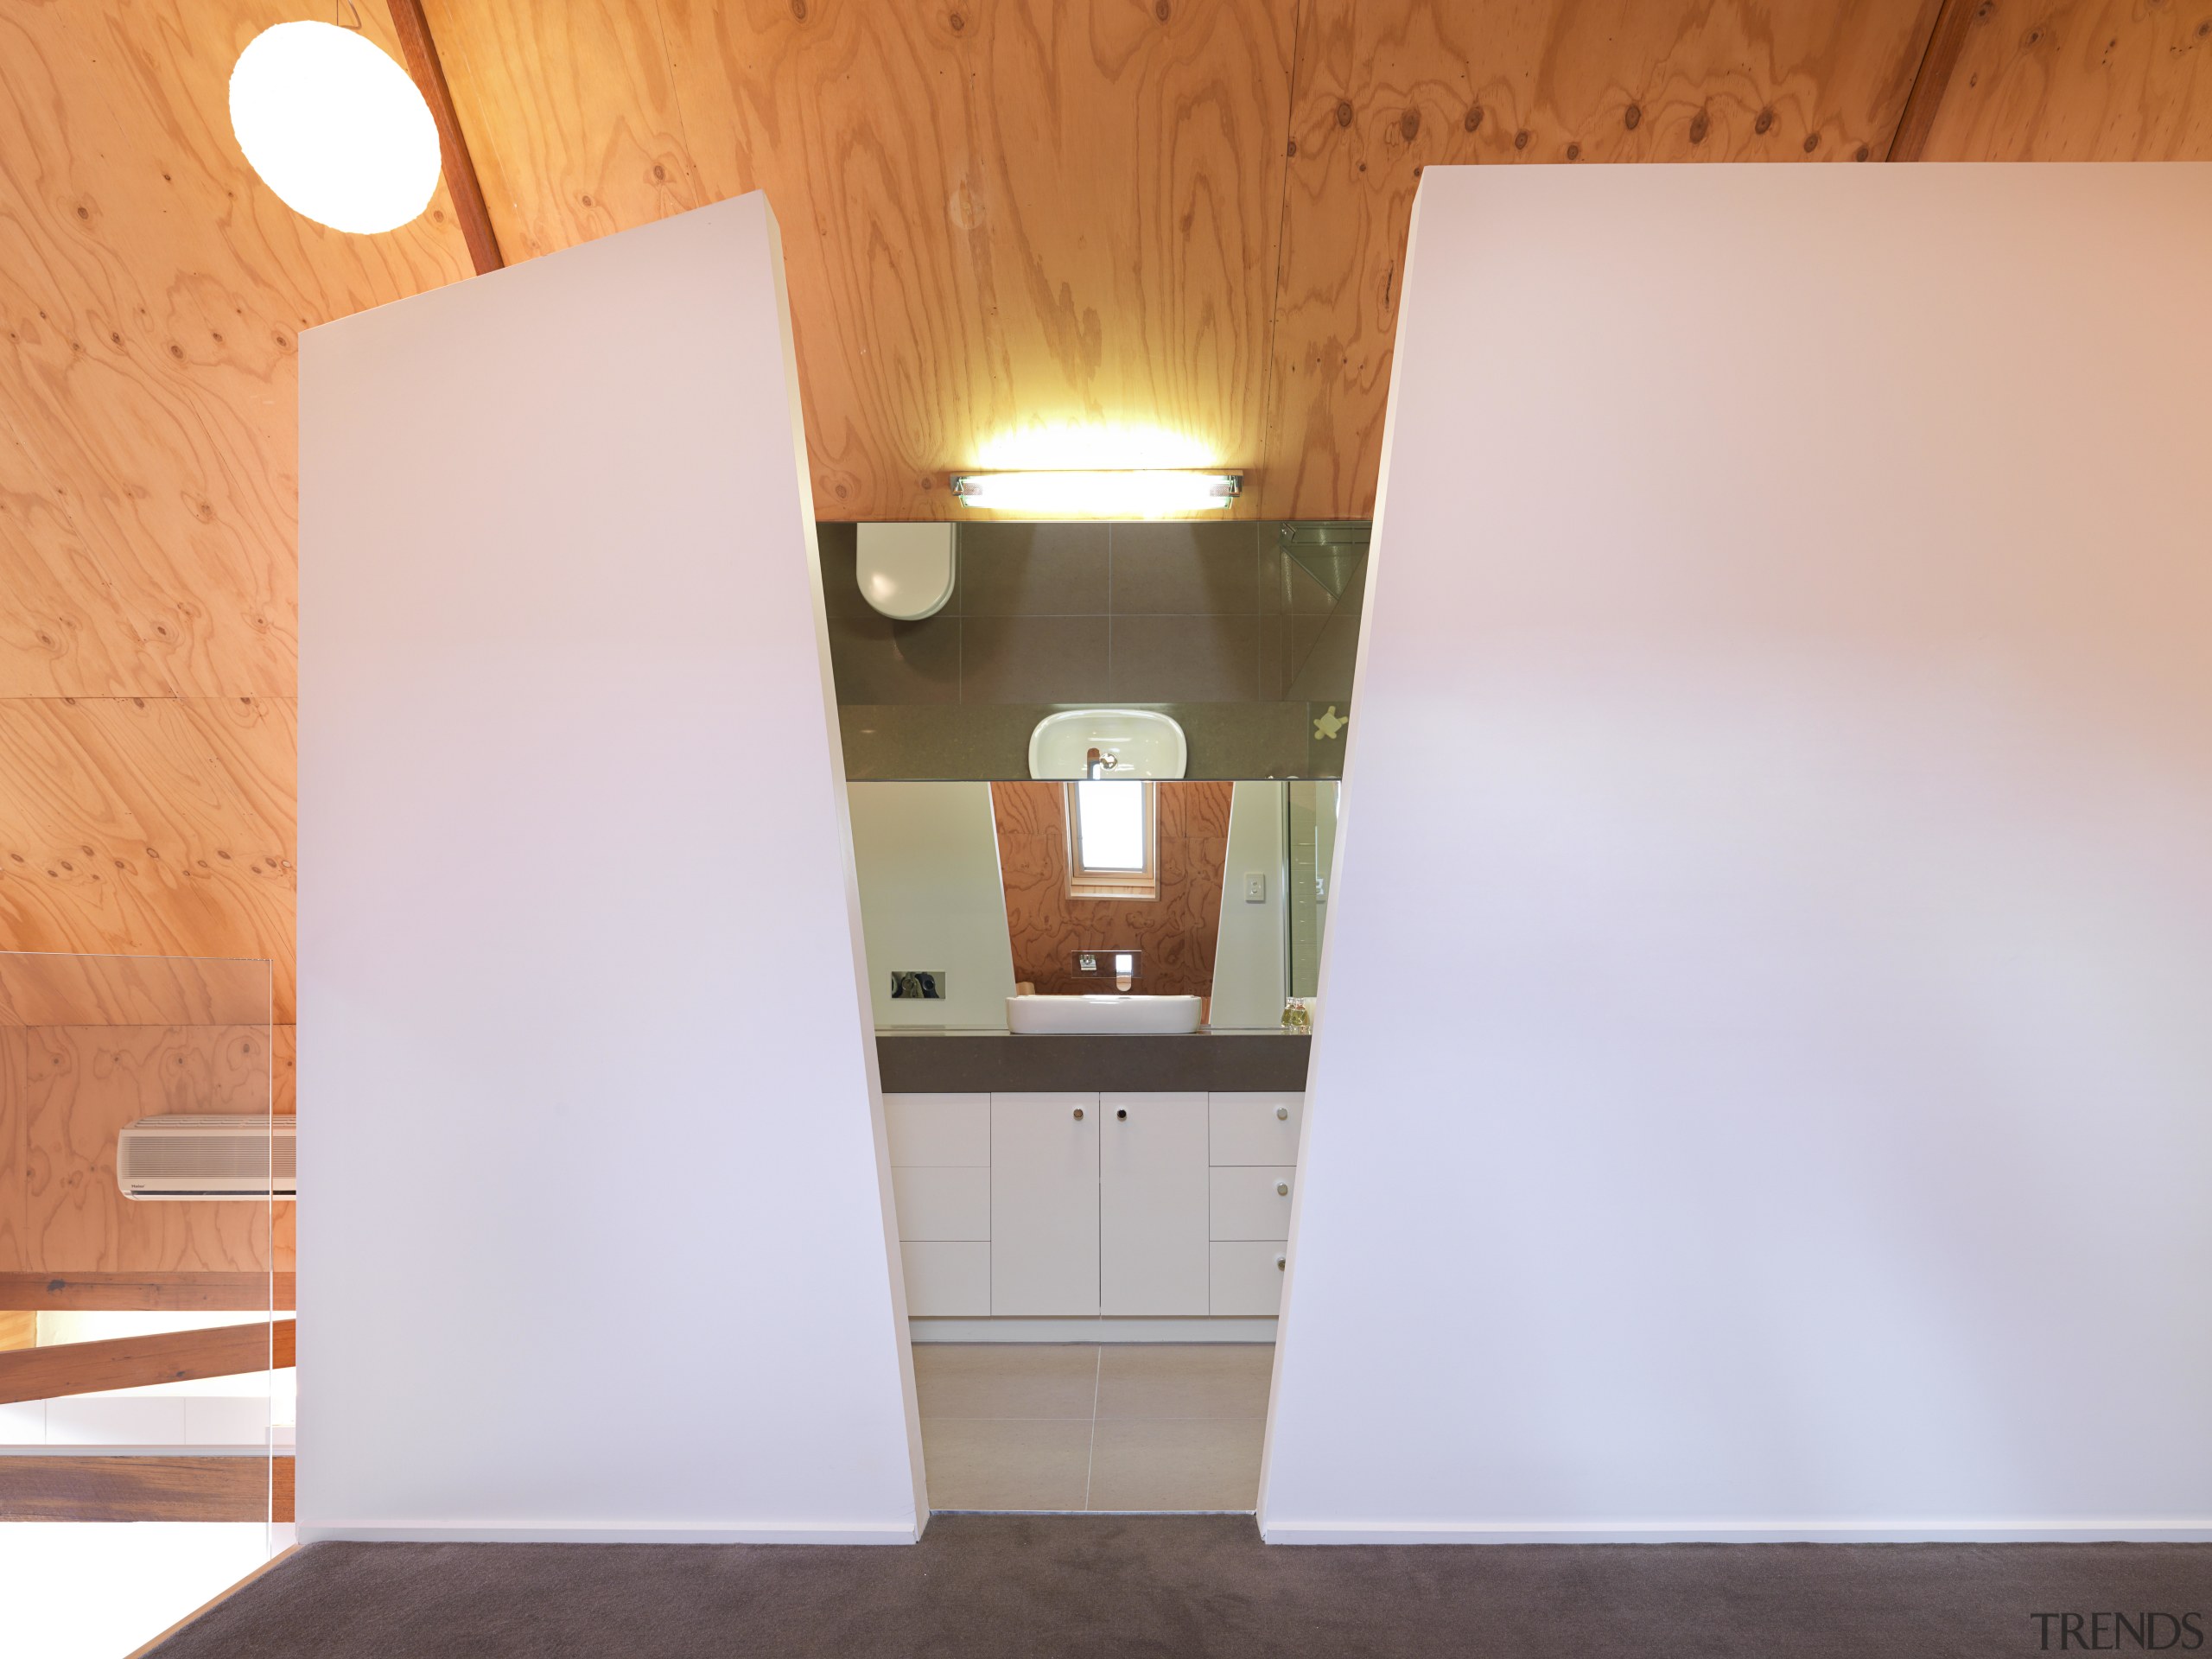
[950,470,1242,518]
[230,22,442,235]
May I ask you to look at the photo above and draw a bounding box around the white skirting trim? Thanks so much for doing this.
[911,1317,1277,1344]
[296,1520,921,1545]
[1260,1518,2212,1545]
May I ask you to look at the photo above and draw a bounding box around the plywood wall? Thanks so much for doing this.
[0,3,474,1203]
[994,780,1232,997]
[0,954,286,1288]
[7,0,2212,1249]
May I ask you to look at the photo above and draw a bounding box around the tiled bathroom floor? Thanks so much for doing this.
[914,1344,1271,1513]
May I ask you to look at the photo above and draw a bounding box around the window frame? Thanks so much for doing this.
[1064,779,1160,901]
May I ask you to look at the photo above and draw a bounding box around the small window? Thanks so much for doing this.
[1065,779,1158,899]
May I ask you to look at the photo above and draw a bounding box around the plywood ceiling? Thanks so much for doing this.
[5,0,2212,1026]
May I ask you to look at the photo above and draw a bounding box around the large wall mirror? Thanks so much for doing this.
[820,518,1364,1037]
[849,778,1338,1035]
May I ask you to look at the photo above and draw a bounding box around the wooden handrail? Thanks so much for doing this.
[0,1272,295,1312]
[0,1455,292,1522]
[0,1319,294,1405]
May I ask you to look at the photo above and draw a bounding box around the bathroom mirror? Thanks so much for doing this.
[817,519,1368,784]
[848,779,1339,1035]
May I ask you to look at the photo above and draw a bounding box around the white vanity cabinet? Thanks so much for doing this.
[1100,1093,1209,1314]
[989,1093,1102,1315]
[883,1089,1305,1320]
[884,1094,990,1316]
[1206,1093,1304,1316]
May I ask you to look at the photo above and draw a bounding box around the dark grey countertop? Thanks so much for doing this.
[875,1032,1309,1095]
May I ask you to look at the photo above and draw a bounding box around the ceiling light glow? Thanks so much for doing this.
[229,22,441,235]
[950,470,1242,518]
[974,422,1216,473]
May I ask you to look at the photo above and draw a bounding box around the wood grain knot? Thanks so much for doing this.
[1565,141,1580,160]
[950,12,964,32]
[1464,105,1482,131]
[1689,111,1709,143]
[1624,104,1641,130]
[1755,108,1774,135]
[1802,132,1820,152]
[791,0,805,17]
[1400,108,1419,140]
[1513,129,1529,149]
[1155,0,1170,20]
[1334,100,1352,126]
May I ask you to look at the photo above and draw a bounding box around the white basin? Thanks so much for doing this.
[1028,709,1187,779]
[1007,995,1202,1035]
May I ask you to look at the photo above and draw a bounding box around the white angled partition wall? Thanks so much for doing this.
[1262,166,2212,1543]
[298,196,923,1541]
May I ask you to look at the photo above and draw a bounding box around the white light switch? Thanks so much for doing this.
[1244,873,1267,903]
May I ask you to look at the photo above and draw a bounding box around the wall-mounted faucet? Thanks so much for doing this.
[1084,746,1122,779]
[1072,947,1141,992]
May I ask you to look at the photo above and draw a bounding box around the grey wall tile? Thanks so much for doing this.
[1284,610,1359,702]
[1255,533,1285,616]
[961,615,1111,702]
[1111,523,1261,613]
[957,523,1109,615]
[1258,616,1285,700]
[827,612,961,703]
[1335,550,1370,617]
[1111,615,1259,702]
[815,523,871,619]
[841,702,1332,780]
[1180,703,1311,779]
[1283,558,1336,617]
[841,704,1040,779]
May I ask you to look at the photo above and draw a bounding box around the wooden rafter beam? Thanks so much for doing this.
[386,0,504,273]
[1887,0,1979,162]
[0,1319,294,1406]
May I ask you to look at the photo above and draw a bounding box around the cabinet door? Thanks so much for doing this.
[990,1093,1099,1315]
[1100,1092,1209,1315]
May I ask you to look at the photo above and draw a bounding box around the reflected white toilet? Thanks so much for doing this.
[855,522,956,620]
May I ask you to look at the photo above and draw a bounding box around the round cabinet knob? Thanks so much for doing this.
[1275,1180,1290,1197]
[1275,1105,1289,1121]
[1276,1256,1287,1271]
[1072,1107,1084,1120]
[1116,1108,1128,1120]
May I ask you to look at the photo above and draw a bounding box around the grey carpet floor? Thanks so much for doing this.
[149,1516,2210,1659]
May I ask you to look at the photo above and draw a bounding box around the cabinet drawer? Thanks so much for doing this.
[1210,1241,1287,1316]
[1210,1166,1294,1241]
[891,1166,990,1242]
[900,1243,990,1318]
[885,1093,990,1166]
[1208,1093,1303,1166]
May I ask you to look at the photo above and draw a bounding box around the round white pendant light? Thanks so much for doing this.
[229,21,441,235]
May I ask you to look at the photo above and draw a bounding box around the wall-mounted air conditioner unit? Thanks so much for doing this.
[116,1116,296,1201]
